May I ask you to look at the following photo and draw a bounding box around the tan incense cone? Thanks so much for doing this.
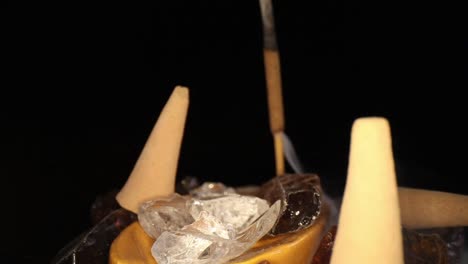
[116,86,189,213]
[331,117,403,264]
[399,187,468,228]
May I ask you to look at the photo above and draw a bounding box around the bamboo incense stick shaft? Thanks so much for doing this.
[273,132,285,176]
[260,0,285,176]
[264,50,285,134]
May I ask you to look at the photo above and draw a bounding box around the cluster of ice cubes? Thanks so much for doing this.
[138,183,281,264]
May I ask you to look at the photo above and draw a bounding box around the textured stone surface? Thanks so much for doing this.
[311,226,337,264]
[90,189,120,225]
[258,174,322,235]
[403,227,465,264]
[51,208,136,264]
[176,176,200,195]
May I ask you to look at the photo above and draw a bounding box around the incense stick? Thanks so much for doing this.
[260,0,285,176]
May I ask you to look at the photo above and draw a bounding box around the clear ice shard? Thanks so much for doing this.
[190,182,236,198]
[189,195,270,231]
[151,200,281,264]
[138,193,194,239]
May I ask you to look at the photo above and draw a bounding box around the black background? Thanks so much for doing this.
[5,0,467,262]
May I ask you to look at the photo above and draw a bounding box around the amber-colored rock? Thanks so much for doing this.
[311,226,337,264]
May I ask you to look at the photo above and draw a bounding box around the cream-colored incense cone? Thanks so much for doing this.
[116,86,189,213]
[331,117,403,264]
[399,187,468,228]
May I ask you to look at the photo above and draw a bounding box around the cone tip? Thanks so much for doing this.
[352,116,389,130]
[173,86,189,98]
[351,117,391,142]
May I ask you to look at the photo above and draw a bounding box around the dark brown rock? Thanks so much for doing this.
[258,174,322,235]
